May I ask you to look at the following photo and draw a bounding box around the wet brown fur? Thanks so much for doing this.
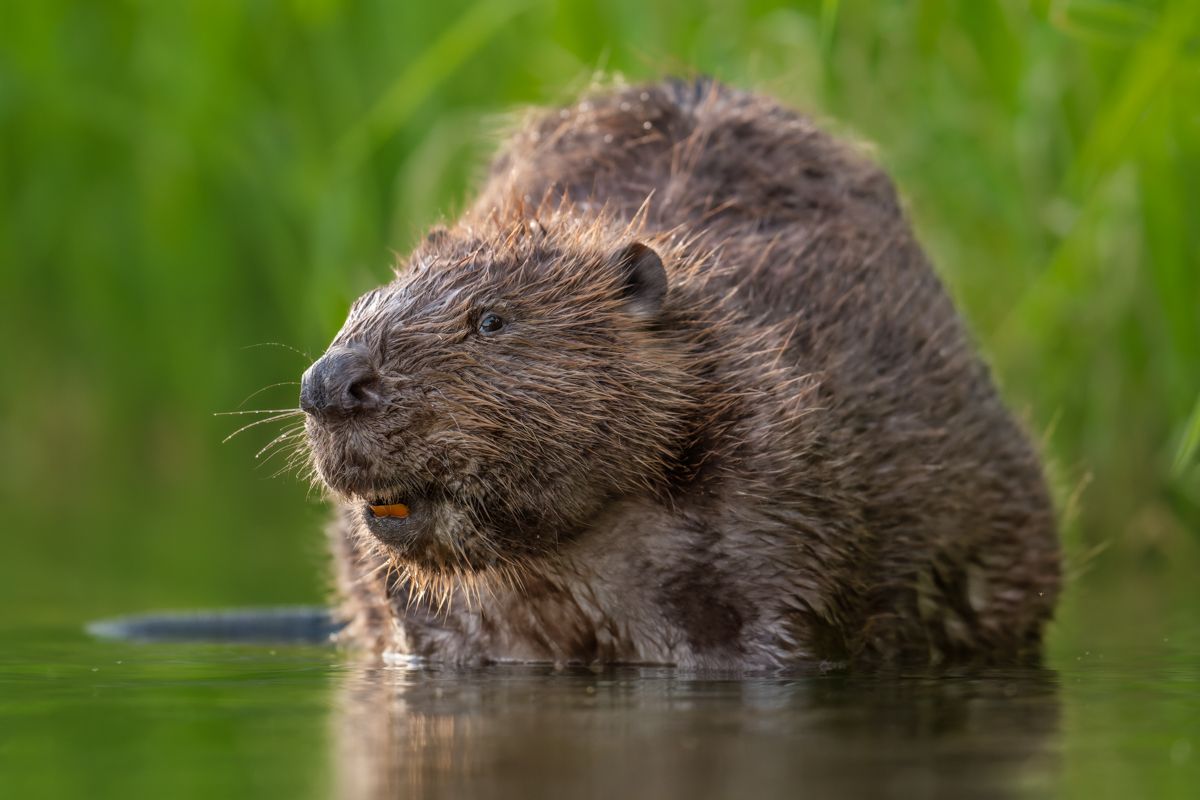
[305,78,1060,669]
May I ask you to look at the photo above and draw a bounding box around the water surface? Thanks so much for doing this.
[1,574,1197,799]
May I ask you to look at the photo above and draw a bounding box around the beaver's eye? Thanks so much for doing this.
[477,312,505,336]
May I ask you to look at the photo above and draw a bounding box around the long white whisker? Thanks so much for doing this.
[255,427,306,460]
[214,408,304,416]
[237,382,302,409]
[241,341,313,361]
[222,411,305,443]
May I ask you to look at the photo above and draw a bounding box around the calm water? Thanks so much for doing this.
[2,574,1197,799]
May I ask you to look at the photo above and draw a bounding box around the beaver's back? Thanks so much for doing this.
[471,79,1060,661]
[476,79,907,322]
[475,79,969,387]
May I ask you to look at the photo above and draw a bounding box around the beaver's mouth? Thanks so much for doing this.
[366,496,410,519]
[360,498,420,547]
[356,485,444,553]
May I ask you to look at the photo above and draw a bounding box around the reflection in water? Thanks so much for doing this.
[332,664,1060,799]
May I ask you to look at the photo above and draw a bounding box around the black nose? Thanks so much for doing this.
[300,345,381,419]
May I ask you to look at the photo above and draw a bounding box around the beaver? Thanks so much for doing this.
[299,78,1060,669]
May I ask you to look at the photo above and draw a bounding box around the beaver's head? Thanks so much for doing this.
[301,219,703,580]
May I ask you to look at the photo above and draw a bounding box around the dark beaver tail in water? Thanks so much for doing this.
[88,607,343,645]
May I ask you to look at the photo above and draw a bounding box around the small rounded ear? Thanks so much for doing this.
[612,242,667,316]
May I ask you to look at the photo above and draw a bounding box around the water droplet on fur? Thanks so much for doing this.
[643,121,652,130]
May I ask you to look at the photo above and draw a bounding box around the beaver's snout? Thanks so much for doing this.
[300,344,381,420]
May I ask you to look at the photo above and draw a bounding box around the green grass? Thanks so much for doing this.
[0,0,1197,620]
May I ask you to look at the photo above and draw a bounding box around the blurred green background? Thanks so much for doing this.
[1,0,1197,626]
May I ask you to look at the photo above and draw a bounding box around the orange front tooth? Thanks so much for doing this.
[369,503,410,518]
